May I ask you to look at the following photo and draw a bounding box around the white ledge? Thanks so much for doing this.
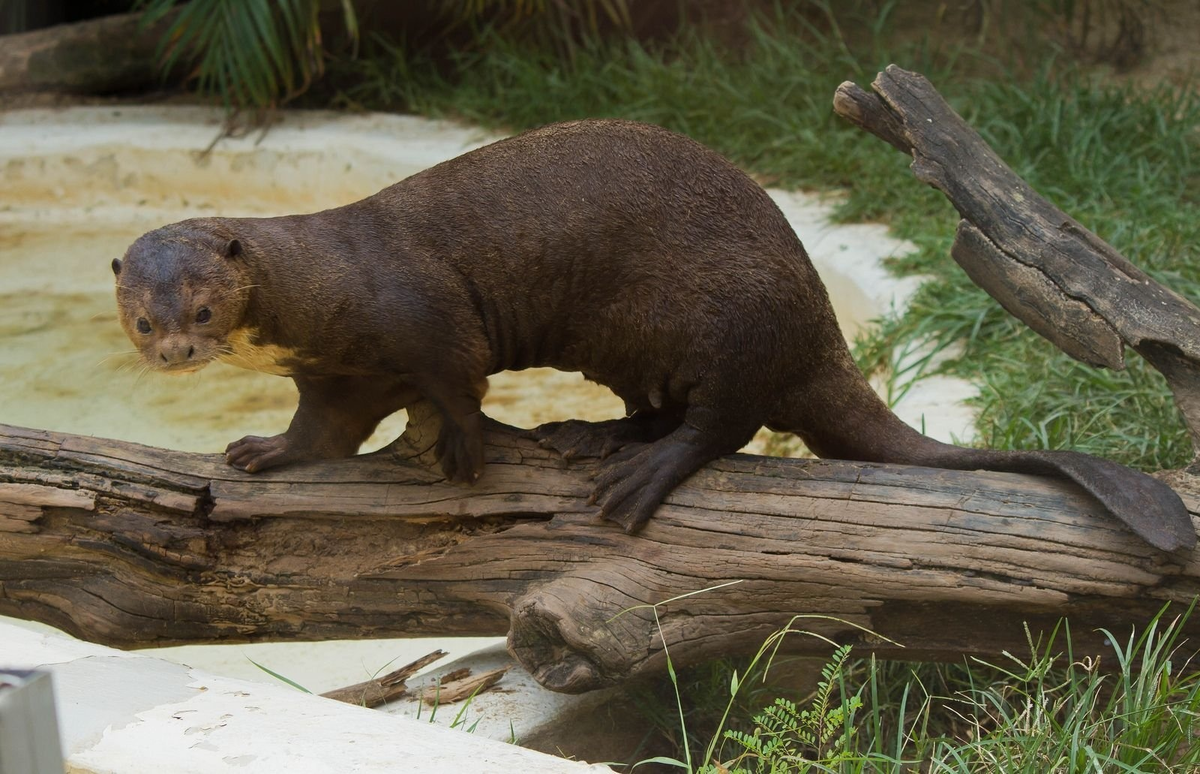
[0,621,611,773]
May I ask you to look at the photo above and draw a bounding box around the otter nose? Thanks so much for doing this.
[158,337,196,365]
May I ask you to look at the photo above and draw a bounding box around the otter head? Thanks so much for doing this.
[113,223,252,374]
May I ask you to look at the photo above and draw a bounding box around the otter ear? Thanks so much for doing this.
[225,239,243,259]
[111,258,123,276]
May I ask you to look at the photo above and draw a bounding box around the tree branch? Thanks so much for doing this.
[834,65,1200,456]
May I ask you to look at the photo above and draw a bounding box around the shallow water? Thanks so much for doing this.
[0,218,624,455]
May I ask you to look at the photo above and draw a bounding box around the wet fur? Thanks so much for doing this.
[115,119,1195,551]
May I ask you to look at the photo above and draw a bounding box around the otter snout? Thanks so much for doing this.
[153,334,209,372]
[158,335,194,364]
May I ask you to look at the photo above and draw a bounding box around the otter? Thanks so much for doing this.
[112,119,1195,552]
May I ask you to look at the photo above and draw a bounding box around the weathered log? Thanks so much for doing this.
[833,65,1200,455]
[2,406,1199,694]
[0,10,180,96]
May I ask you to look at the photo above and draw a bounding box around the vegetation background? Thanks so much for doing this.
[2,0,1198,770]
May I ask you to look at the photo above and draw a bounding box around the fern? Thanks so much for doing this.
[132,0,632,114]
[722,644,863,771]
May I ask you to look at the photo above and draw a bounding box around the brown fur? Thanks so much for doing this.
[114,119,1195,551]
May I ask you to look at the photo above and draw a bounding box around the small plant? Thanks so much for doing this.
[721,644,864,772]
[620,594,1199,772]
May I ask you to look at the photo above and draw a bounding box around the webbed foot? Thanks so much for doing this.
[533,418,642,460]
[533,412,682,462]
[590,429,720,533]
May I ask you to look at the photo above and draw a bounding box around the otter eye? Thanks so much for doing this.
[136,318,152,335]
[196,307,212,324]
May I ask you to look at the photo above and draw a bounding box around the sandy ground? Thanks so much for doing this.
[0,106,972,692]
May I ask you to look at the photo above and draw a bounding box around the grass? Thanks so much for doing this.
[636,606,1200,772]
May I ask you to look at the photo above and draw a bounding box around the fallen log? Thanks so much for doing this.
[2,405,1198,694]
[0,10,181,96]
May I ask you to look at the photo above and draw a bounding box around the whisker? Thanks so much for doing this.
[117,358,146,375]
[96,350,140,368]
[211,284,261,301]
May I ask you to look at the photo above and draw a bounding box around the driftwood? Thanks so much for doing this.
[418,667,512,707]
[318,646,508,709]
[2,406,1200,694]
[4,66,1200,693]
[833,65,1200,457]
[320,649,447,708]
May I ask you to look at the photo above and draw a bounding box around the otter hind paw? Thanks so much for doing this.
[590,444,688,533]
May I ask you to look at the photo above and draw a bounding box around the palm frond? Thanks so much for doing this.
[135,0,356,112]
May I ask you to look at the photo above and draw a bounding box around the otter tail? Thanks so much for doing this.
[778,357,1195,552]
[914,443,1194,552]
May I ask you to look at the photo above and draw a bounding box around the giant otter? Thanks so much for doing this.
[112,119,1195,551]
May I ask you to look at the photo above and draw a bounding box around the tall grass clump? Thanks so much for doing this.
[632,606,1200,772]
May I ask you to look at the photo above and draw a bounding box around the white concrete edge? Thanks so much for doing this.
[375,643,623,744]
[0,106,501,168]
[0,621,611,773]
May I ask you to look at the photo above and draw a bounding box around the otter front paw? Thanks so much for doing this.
[225,435,293,473]
[436,412,485,483]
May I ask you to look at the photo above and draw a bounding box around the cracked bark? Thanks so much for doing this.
[3,407,1200,694]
